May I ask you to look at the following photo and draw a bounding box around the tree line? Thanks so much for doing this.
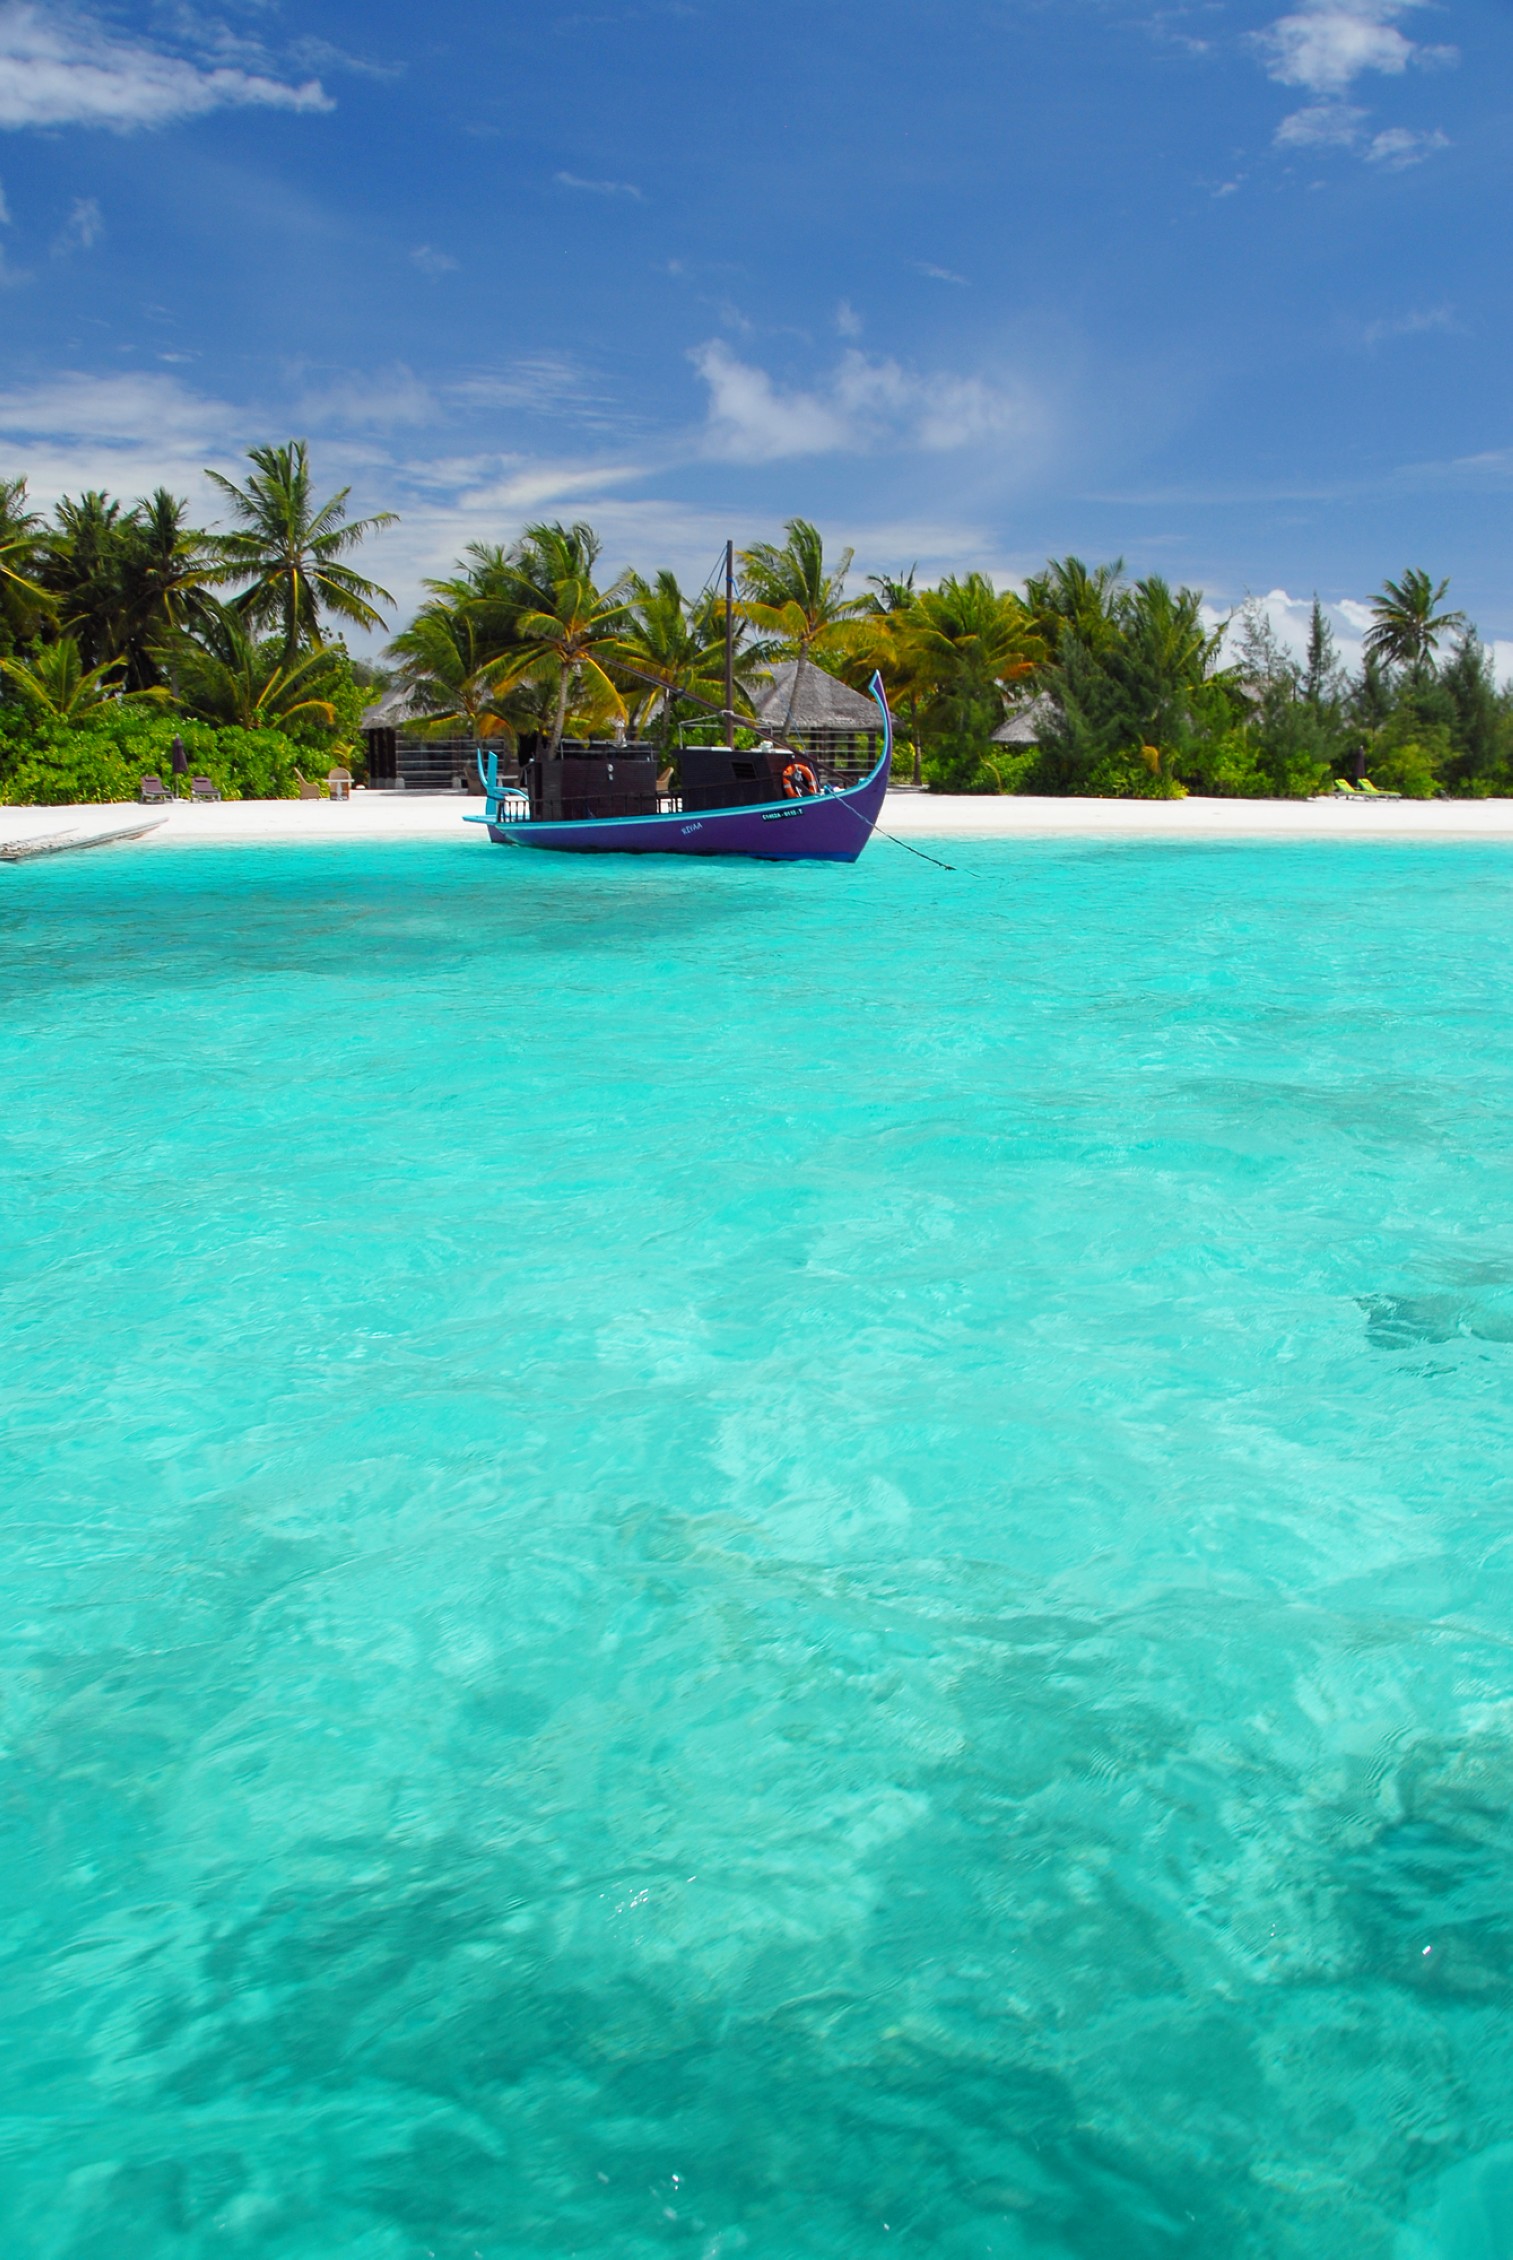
[0,445,390,804]
[2,441,1508,802]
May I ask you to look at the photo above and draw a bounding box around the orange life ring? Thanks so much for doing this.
[782,760,818,799]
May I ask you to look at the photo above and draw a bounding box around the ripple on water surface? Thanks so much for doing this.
[3,838,1513,2259]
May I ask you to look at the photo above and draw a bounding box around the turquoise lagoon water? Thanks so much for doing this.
[3,835,1513,2260]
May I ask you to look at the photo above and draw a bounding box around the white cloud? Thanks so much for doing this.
[690,340,1044,465]
[1259,0,1453,168]
[1275,100,1367,147]
[1366,124,1449,166]
[449,459,650,513]
[0,368,228,445]
[410,244,457,276]
[554,170,643,199]
[1274,97,1450,165]
[1260,1,1420,94]
[51,192,100,252]
[914,261,968,285]
[1215,587,1369,672]
[0,3,332,131]
[692,340,849,460]
[1212,586,1511,682]
[835,298,862,338]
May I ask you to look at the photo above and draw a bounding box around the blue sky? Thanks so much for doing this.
[0,0,1509,667]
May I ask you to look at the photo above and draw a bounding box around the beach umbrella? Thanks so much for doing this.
[170,734,189,779]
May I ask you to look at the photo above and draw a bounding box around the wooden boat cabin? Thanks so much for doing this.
[524,741,659,822]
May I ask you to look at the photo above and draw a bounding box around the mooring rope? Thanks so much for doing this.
[834,791,958,872]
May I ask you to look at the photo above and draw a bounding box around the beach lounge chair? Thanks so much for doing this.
[1356,778,1403,801]
[326,766,353,802]
[137,774,172,805]
[189,776,221,803]
[294,769,324,801]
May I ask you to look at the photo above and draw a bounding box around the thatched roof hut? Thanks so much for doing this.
[991,692,1057,748]
[750,661,882,776]
[751,660,880,733]
[360,684,478,793]
[360,685,438,734]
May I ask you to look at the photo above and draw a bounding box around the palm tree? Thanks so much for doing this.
[612,571,748,743]
[40,490,132,669]
[492,522,633,755]
[387,596,517,744]
[115,489,222,687]
[206,442,396,657]
[0,636,154,722]
[854,568,924,782]
[28,486,221,686]
[737,518,869,732]
[901,574,1043,695]
[0,476,49,653]
[1365,569,1466,684]
[160,605,340,732]
[1023,557,1126,658]
[897,573,1044,784]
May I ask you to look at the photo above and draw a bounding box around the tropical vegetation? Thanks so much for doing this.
[0,447,382,803]
[2,442,1510,803]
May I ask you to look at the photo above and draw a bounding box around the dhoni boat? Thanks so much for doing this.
[464,543,890,861]
[465,672,891,864]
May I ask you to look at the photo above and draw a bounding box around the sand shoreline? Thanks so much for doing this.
[6,788,1513,854]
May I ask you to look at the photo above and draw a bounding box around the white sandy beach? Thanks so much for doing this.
[7,788,1513,858]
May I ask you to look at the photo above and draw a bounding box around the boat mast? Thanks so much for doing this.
[723,538,735,748]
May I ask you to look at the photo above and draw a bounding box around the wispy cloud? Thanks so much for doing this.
[452,356,619,424]
[299,366,437,429]
[1275,99,1367,146]
[0,368,230,444]
[914,261,968,286]
[410,244,457,276]
[51,193,100,253]
[690,339,1044,464]
[1274,99,1448,162]
[554,170,643,199]
[0,3,332,131]
[1362,303,1456,344]
[1366,123,1449,166]
[287,36,405,85]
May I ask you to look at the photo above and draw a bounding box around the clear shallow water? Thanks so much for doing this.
[3,836,1513,2260]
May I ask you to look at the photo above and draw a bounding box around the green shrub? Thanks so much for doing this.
[1082,744,1185,799]
[1366,714,1452,799]
[0,705,304,804]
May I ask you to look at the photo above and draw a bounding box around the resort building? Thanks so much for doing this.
[751,660,886,785]
[360,686,483,793]
[991,691,1057,759]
